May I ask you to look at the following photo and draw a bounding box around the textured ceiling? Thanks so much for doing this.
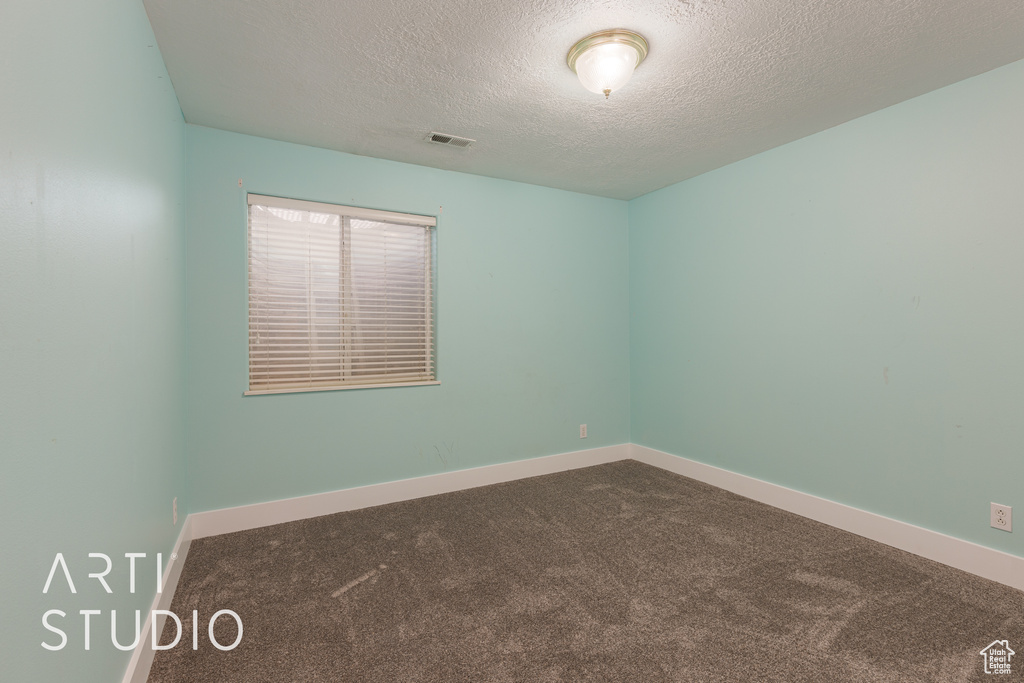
[144,0,1024,200]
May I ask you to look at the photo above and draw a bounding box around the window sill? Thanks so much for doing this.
[244,380,441,396]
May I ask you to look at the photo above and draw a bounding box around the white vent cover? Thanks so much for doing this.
[425,131,475,148]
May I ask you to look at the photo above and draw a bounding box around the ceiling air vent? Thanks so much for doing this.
[426,131,475,148]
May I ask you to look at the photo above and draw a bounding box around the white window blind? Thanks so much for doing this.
[247,194,436,394]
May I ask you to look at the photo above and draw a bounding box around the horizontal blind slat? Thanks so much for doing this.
[249,195,435,392]
[249,371,435,387]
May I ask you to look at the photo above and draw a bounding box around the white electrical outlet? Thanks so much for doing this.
[991,502,1012,532]
[579,424,587,439]
[173,497,178,526]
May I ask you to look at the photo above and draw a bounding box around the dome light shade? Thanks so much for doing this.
[567,29,649,99]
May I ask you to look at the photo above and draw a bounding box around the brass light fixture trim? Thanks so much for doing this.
[566,29,650,73]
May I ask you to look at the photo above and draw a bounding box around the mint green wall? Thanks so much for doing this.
[1,1,187,681]
[5,4,1020,679]
[185,125,630,512]
[629,58,1024,557]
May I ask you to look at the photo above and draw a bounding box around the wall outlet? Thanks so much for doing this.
[991,502,1012,532]
[579,424,587,439]
[173,497,178,526]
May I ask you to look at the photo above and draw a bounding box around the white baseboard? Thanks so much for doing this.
[121,516,194,683]
[159,439,1021,665]
[190,444,631,539]
[631,444,1024,592]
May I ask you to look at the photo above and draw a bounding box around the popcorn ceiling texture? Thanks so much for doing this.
[143,0,1024,199]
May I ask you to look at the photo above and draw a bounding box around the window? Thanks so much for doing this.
[246,194,436,394]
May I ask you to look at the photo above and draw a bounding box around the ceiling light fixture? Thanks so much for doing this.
[567,29,649,99]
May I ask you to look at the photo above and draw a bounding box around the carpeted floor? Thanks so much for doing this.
[149,460,1024,682]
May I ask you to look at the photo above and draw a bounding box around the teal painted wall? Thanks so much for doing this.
[629,58,1024,558]
[0,1,187,681]
[5,2,1022,677]
[185,126,630,513]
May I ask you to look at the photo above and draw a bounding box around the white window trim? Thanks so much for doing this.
[247,194,436,228]
[245,194,438,395]
[244,380,441,396]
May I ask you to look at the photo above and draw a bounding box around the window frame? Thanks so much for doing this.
[245,193,439,396]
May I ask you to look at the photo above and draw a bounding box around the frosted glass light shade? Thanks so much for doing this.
[567,29,649,98]
[575,43,638,96]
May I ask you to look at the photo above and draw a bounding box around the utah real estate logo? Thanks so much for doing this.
[980,640,1015,675]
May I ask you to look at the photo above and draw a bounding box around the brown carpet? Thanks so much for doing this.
[148,460,1024,682]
